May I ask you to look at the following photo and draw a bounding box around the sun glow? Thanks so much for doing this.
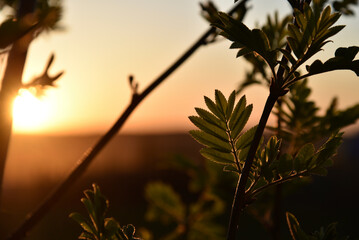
[13,89,53,133]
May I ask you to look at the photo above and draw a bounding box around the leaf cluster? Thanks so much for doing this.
[245,131,342,203]
[214,12,278,75]
[189,91,343,202]
[200,1,249,44]
[209,0,359,93]
[189,90,254,173]
[237,12,292,92]
[286,1,344,66]
[70,184,141,240]
[271,79,359,151]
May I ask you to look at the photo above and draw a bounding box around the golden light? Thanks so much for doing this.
[13,89,53,133]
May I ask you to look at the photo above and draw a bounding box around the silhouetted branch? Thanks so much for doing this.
[23,53,64,88]
[5,1,250,239]
[0,0,37,203]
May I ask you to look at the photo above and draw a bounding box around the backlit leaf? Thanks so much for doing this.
[215,90,228,117]
[189,116,228,141]
[205,96,225,121]
[189,130,232,152]
[200,148,235,165]
[231,105,253,139]
[195,108,226,130]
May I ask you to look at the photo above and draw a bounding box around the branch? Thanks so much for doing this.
[247,171,308,198]
[5,1,249,239]
[226,91,279,240]
[22,53,64,88]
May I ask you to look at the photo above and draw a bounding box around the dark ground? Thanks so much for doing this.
[0,133,358,239]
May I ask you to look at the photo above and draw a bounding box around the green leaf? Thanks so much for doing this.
[226,90,236,118]
[195,108,226,130]
[200,148,235,165]
[215,90,228,117]
[214,12,277,69]
[236,125,257,150]
[205,96,225,121]
[313,132,343,166]
[188,116,228,141]
[294,143,315,172]
[229,95,246,130]
[286,1,344,67]
[231,105,253,139]
[189,130,232,152]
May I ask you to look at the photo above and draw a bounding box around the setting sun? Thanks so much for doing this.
[12,89,53,133]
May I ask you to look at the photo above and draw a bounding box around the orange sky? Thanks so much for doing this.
[3,0,359,135]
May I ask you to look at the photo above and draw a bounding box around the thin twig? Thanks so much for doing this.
[226,92,279,240]
[5,1,248,239]
[248,171,307,198]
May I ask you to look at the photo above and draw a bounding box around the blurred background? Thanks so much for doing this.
[0,0,358,239]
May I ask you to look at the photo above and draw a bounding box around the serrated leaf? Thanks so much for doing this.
[294,143,315,172]
[205,96,225,121]
[195,108,226,130]
[189,116,228,141]
[231,105,253,139]
[229,95,246,129]
[200,148,235,165]
[226,91,236,119]
[236,125,257,150]
[314,132,343,166]
[214,12,276,69]
[215,90,228,117]
[190,130,231,152]
[286,1,345,68]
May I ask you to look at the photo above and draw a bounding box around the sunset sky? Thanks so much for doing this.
[3,0,359,135]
